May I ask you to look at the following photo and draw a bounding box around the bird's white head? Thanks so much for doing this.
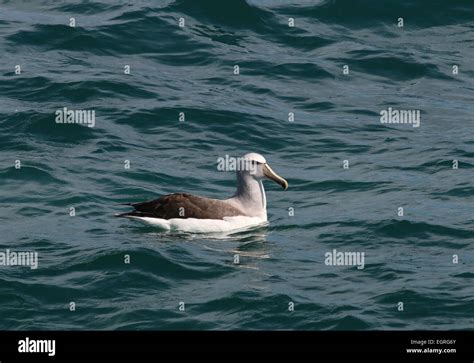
[241,152,288,190]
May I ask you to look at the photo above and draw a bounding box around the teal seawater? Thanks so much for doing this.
[0,0,473,330]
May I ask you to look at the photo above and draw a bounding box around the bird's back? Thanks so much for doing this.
[118,193,247,220]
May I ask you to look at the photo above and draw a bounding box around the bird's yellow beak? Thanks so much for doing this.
[263,163,288,190]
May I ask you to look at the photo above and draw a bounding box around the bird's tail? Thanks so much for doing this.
[114,211,150,218]
[115,212,133,218]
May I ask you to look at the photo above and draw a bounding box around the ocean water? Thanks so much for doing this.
[0,0,473,330]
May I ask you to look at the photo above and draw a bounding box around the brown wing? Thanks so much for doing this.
[118,193,245,220]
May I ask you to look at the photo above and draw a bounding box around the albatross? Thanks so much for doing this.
[116,153,288,233]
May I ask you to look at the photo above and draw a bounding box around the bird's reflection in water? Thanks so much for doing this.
[144,225,274,291]
[199,225,272,273]
[141,224,272,271]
